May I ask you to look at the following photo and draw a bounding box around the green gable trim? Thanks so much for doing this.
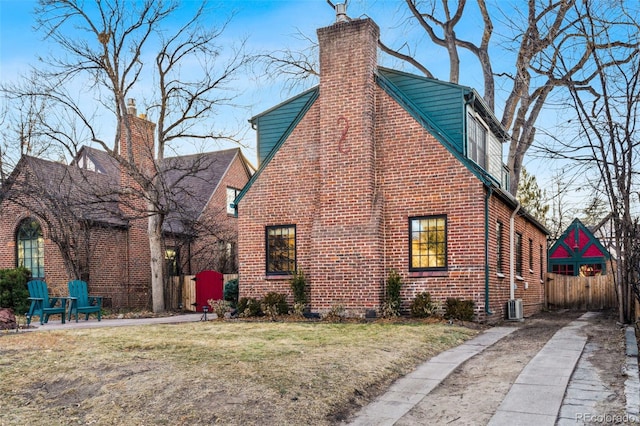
[251,87,319,165]
[234,87,319,217]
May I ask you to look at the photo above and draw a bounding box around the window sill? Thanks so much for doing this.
[496,272,505,279]
[529,269,534,274]
[409,270,448,278]
[266,274,291,281]
[516,275,524,281]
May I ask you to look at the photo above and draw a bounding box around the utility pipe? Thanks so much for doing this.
[484,187,494,315]
[509,200,521,300]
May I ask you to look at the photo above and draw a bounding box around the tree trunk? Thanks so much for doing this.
[148,207,165,313]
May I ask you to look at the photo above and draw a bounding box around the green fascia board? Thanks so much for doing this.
[250,87,320,165]
[234,87,319,216]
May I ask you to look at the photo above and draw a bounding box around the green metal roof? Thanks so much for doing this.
[250,87,319,166]
[378,68,509,145]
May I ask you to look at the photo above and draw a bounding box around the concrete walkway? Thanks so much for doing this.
[488,314,591,425]
[348,326,517,426]
[349,312,632,426]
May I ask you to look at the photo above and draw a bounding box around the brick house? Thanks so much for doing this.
[235,17,548,322]
[0,104,252,309]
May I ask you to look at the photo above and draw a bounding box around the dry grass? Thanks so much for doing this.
[0,320,478,425]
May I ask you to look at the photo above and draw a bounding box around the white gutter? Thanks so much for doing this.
[509,200,521,300]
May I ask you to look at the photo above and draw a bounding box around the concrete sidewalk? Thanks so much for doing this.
[19,313,204,331]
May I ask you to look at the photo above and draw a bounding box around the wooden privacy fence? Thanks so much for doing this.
[167,274,238,311]
[545,272,617,310]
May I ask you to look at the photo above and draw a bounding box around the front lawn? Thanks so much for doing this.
[0,320,477,425]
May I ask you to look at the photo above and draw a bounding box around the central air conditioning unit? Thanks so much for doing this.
[507,299,523,321]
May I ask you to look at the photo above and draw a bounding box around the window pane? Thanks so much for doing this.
[496,221,503,273]
[468,114,487,168]
[515,233,523,276]
[410,216,447,271]
[266,225,296,274]
[16,218,45,278]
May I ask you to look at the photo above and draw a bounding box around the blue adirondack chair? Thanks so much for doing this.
[26,280,67,326]
[68,280,103,322]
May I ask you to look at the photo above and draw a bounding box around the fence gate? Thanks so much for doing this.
[545,272,617,310]
[194,270,224,312]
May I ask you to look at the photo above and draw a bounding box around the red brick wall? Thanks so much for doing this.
[238,103,321,304]
[0,201,148,309]
[190,151,251,274]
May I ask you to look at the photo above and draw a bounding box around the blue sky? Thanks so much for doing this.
[1,0,414,163]
[0,0,565,186]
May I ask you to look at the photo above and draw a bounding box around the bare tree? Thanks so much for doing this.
[3,0,249,312]
[542,2,640,322]
[264,1,634,196]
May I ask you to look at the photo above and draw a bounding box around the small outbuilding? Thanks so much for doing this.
[548,218,612,276]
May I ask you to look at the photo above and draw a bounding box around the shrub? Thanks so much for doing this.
[237,297,263,317]
[0,267,30,315]
[208,299,231,318]
[323,303,345,322]
[262,292,289,316]
[223,278,239,307]
[410,292,437,318]
[444,298,475,321]
[381,269,402,318]
[290,270,308,306]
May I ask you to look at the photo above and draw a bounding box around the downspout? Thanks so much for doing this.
[510,200,521,300]
[484,186,494,315]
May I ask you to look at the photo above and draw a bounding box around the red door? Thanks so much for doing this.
[194,270,223,312]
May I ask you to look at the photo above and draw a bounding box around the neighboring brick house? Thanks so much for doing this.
[235,17,548,322]
[0,105,252,309]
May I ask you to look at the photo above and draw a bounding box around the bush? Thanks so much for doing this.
[208,299,231,318]
[381,269,402,318]
[444,298,475,321]
[0,267,30,314]
[290,270,308,306]
[223,278,239,307]
[237,297,263,317]
[262,292,289,316]
[323,303,345,322]
[410,292,437,318]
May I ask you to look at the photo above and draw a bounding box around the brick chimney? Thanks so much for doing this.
[118,98,155,309]
[310,18,384,314]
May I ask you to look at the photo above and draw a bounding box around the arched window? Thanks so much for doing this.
[16,218,44,278]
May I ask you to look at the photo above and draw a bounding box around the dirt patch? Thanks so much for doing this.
[395,310,625,425]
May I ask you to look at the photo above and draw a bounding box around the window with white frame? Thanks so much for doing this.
[226,187,241,215]
[467,113,487,169]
